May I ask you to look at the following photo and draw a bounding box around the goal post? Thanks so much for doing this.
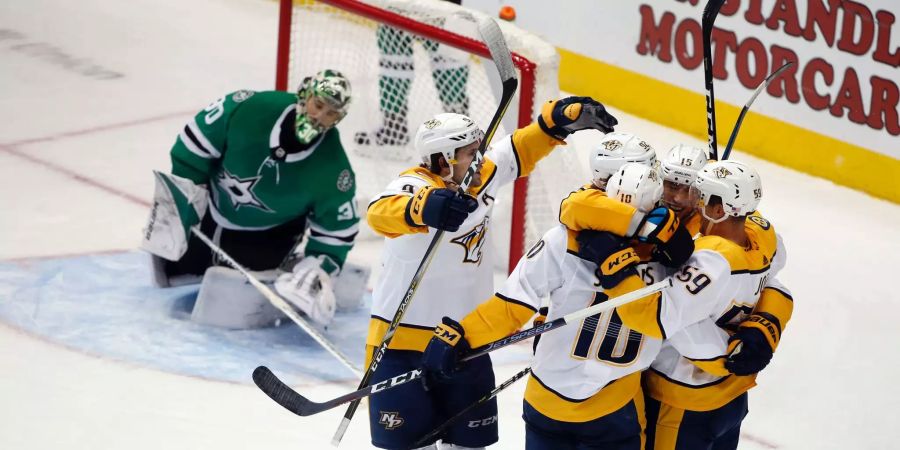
[275,0,585,272]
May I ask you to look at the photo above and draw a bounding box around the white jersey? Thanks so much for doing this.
[367,132,528,348]
[653,231,787,384]
[499,225,724,401]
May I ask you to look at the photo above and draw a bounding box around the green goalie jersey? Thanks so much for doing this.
[170,89,359,268]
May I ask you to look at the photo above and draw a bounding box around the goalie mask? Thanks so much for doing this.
[590,132,657,186]
[295,69,352,145]
[414,112,484,180]
[606,162,663,214]
[692,160,762,223]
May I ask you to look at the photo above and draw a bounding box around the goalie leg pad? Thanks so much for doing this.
[333,261,371,312]
[191,266,283,329]
[274,257,336,326]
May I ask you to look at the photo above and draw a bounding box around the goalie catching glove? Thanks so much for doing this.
[274,255,337,326]
[537,96,618,140]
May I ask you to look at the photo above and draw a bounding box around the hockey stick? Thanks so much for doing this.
[702,0,726,160]
[190,227,362,378]
[720,61,793,161]
[412,366,532,447]
[329,16,518,446]
[253,279,671,417]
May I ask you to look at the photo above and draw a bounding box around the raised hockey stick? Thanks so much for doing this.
[721,61,793,161]
[190,227,362,378]
[253,279,671,418]
[702,0,726,160]
[412,366,532,447]
[329,16,518,446]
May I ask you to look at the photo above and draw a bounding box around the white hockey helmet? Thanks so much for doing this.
[590,132,657,185]
[693,160,762,222]
[660,144,708,185]
[415,113,484,167]
[606,162,664,213]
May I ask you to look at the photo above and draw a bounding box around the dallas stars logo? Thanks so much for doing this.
[216,170,272,212]
[451,217,489,265]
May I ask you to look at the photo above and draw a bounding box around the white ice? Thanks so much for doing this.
[1,0,899,449]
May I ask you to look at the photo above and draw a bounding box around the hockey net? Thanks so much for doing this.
[276,0,586,271]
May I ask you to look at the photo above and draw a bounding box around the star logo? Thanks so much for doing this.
[216,170,272,212]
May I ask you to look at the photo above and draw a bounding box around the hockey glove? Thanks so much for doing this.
[576,230,640,289]
[651,225,695,268]
[725,313,780,376]
[537,96,618,141]
[636,207,680,244]
[532,306,549,354]
[421,317,470,390]
[274,256,337,326]
[407,186,478,232]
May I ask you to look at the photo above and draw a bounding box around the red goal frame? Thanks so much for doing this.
[275,0,536,272]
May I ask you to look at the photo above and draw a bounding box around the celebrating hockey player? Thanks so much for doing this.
[606,160,793,450]
[659,144,708,229]
[420,162,724,449]
[142,69,368,329]
[364,96,618,449]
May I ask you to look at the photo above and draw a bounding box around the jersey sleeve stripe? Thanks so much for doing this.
[509,134,523,179]
[179,127,215,159]
[186,120,222,158]
[307,220,359,238]
[308,234,354,247]
[495,292,539,313]
[310,228,357,243]
[764,286,793,301]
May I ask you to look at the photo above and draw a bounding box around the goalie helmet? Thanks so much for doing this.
[415,112,484,168]
[295,69,352,144]
[590,132,657,185]
[660,144,708,185]
[606,162,663,213]
[693,160,762,222]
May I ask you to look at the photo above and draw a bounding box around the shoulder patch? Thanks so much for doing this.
[232,90,255,103]
[337,169,354,192]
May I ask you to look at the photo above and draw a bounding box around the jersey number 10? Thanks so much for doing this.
[570,293,643,365]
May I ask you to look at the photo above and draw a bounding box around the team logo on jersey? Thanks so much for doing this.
[216,170,273,212]
[748,214,770,230]
[451,217,489,265]
[336,169,354,192]
[378,411,404,430]
[232,90,255,103]
[713,166,733,179]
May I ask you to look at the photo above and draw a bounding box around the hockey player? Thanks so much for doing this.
[142,70,367,329]
[355,0,469,147]
[365,96,619,450]
[658,144,708,233]
[420,163,724,449]
[606,160,793,450]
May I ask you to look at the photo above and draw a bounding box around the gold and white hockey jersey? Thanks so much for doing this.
[617,212,794,411]
[458,225,725,423]
[365,123,565,353]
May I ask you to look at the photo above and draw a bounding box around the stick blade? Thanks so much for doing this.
[253,366,319,417]
[477,17,516,83]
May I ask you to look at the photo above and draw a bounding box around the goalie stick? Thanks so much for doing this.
[253,279,671,418]
[412,366,532,447]
[721,61,794,161]
[702,0,726,160]
[189,227,362,378]
[328,15,518,446]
